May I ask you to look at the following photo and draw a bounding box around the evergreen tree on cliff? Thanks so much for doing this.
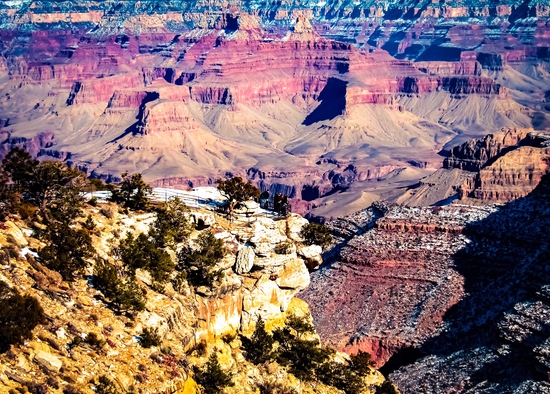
[108,172,152,211]
[216,176,260,203]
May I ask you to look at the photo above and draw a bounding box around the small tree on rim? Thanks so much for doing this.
[216,177,260,204]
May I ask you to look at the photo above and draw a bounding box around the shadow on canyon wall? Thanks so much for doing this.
[303,77,347,126]
[381,174,550,387]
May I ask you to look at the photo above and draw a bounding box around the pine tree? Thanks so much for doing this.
[242,315,275,364]
[0,282,46,352]
[108,172,152,211]
[176,231,225,287]
[118,232,174,284]
[216,177,260,203]
[150,197,192,249]
[194,353,234,394]
[39,223,95,281]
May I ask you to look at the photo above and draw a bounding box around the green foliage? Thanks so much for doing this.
[269,313,374,393]
[82,215,96,231]
[94,376,121,394]
[273,325,332,381]
[317,361,364,394]
[1,147,37,193]
[255,380,297,394]
[176,231,225,288]
[299,222,333,249]
[1,148,87,223]
[88,178,108,192]
[194,353,234,394]
[108,172,152,211]
[84,332,106,349]
[0,282,46,352]
[0,169,19,220]
[138,327,161,348]
[274,240,294,255]
[118,232,175,284]
[285,313,315,338]
[350,350,376,375]
[39,223,95,281]
[93,260,145,312]
[375,380,399,394]
[216,177,260,203]
[87,196,98,207]
[150,197,192,249]
[242,315,275,365]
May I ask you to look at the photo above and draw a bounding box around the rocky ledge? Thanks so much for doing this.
[0,204,380,393]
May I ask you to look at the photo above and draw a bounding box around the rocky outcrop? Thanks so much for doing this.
[300,203,497,367]
[0,204,341,393]
[390,174,550,393]
[444,128,533,172]
[442,129,550,203]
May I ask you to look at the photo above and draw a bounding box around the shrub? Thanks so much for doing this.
[94,376,121,394]
[256,381,297,394]
[350,350,375,375]
[108,173,152,211]
[216,177,260,203]
[193,353,234,394]
[242,315,274,365]
[150,197,192,249]
[317,361,364,394]
[176,231,225,288]
[93,260,145,312]
[82,215,96,231]
[118,232,175,284]
[299,222,333,249]
[100,204,118,219]
[285,313,315,338]
[138,327,161,348]
[84,332,105,349]
[375,380,399,394]
[88,178,108,192]
[274,240,294,255]
[0,282,46,352]
[39,223,95,281]
[87,196,98,207]
[17,202,37,220]
[188,340,207,357]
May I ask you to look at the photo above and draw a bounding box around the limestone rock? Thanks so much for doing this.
[33,350,62,372]
[235,246,255,274]
[2,221,28,246]
[298,245,323,270]
[286,215,309,242]
[276,258,310,290]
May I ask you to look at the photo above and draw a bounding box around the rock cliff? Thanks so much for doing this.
[1,4,548,219]
[300,203,497,367]
[0,204,386,393]
[389,173,550,393]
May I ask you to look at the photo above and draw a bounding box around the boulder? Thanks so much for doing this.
[2,221,28,246]
[286,215,309,242]
[235,246,255,274]
[276,258,310,290]
[252,241,272,257]
[298,245,323,270]
[34,350,63,372]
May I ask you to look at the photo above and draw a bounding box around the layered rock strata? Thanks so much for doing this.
[443,128,550,203]
[300,203,497,367]
[390,174,550,393]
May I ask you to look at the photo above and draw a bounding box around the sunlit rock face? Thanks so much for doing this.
[1,1,549,220]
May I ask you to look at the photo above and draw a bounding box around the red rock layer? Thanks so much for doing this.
[301,205,497,366]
